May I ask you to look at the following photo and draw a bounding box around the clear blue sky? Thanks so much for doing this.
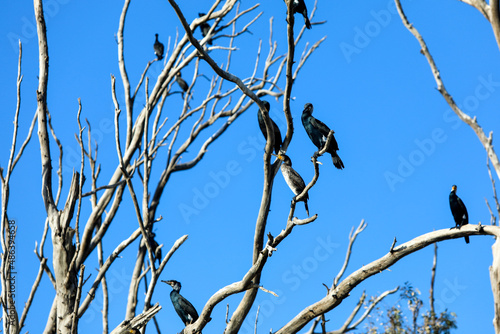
[1,0,500,333]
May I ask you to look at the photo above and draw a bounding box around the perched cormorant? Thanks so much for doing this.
[176,72,189,97]
[147,231,162,265]
[257,101,283,154]
[198,13,213,45]
[301,103,344,169]
[154,33,164,60]
[162,280,199,326]
[285,0,312,29]
[449,185,470,244]
[276,154,309,216]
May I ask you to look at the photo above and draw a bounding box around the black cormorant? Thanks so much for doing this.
[198,13,213,45]
[449,185,470,244]
[147,231,162,265]
[276,154,309,216]
[154,33,164,60]
[301,103,344,169]
[176,72,189,97]
[285,0,312,29]
[162,280,199,326]
[257,101,283,154]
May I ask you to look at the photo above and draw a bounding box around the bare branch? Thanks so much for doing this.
[333,220,367,289]
[489,0,500,51]
[487,154,500,222]
[276,224,500,333]
[78,228,142,315]
[19,257,46,330]
[326,287,399,334]
[109,303,162,334]
[117,0,133,147]
[70,265,85,334]
[395,0,500,180]
[457,0,490,20]
[429,243,438,329]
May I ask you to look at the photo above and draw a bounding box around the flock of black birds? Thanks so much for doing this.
[257,100,343,217]
[146,0,471,331]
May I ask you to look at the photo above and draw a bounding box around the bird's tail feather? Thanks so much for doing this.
[332,155,344,170]
[304,200,309,216]
[304,16,311,29]
[465,236,470,244]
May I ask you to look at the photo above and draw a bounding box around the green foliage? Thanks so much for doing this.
[360,282,457,334]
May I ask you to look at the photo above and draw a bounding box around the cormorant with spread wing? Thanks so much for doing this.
[301,103,344,169]
[449,185,470,244]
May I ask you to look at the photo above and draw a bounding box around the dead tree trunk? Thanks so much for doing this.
[491,238,500,334]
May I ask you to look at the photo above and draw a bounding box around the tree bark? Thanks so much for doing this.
[491,238,500,333]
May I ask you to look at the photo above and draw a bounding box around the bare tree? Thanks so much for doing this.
[1,1,500,334]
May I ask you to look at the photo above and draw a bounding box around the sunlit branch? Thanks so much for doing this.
[395,0,500,180]
[276,224,500,333]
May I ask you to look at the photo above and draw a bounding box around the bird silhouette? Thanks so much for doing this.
[257,101,282,154]
[301,103,344,169]
[176,72,189,98]
[285,0,312,29]
[154,33,164,60]
[198,13,213,45]
[449,185,470,244]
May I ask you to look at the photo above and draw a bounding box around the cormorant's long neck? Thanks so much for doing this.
[170,289,180,301]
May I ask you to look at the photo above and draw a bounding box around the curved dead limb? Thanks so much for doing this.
[117,0,133,147]
[333,220,367,289]
[275,225,500,333]
[395,0,500,180]
[457,0,490,20]
[490,0,500,51]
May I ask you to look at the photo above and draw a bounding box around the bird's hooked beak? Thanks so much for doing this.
[161,280,172,286]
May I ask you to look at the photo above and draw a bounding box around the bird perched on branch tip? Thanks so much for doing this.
[449,185,470,244]
[284,0,312,29]
[257,101,283,154]
[301,103,344,169]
